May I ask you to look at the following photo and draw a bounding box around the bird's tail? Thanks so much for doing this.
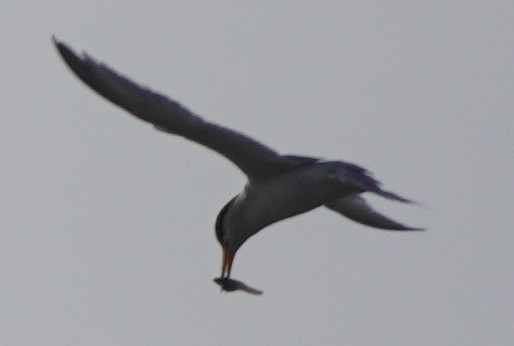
[371,188,417,204]
[340,161,418,204]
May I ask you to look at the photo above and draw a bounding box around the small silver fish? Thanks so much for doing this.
[214,277,263,295]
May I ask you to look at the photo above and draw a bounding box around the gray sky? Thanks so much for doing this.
[2,1,513,345]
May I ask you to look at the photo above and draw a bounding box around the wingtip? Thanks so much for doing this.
[51,35,62,48]
[52,36,70,59]
[396,223,426,231]
[407,227,427,231]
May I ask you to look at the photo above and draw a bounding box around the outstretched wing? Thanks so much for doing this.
[325,194,424,231]
[53,38,295,181]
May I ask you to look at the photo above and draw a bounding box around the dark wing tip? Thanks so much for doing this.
[52,37,91,79]
[399,226,426,231]
[52,37,77,62]
[375,223,426,232]
[53,38,99,76]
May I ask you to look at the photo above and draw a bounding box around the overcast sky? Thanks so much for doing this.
[2,1,513,345]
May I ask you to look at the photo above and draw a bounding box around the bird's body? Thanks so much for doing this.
[225,161,346,236]
[221,160,379,242]
[54,38,423,292]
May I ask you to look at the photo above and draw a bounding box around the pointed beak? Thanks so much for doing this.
[221,247,234,279]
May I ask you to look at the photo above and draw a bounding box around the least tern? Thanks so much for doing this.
[54,38,423,292]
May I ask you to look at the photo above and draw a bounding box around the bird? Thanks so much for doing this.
[53,38,423,291]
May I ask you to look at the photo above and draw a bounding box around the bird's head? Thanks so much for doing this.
[215,196,243,278]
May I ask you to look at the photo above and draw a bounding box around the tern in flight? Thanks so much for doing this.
[54,38,423,294]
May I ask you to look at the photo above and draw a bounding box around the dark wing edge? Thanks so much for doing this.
[53,37,295,180]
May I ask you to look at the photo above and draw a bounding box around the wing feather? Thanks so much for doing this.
[54,38,292,180]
